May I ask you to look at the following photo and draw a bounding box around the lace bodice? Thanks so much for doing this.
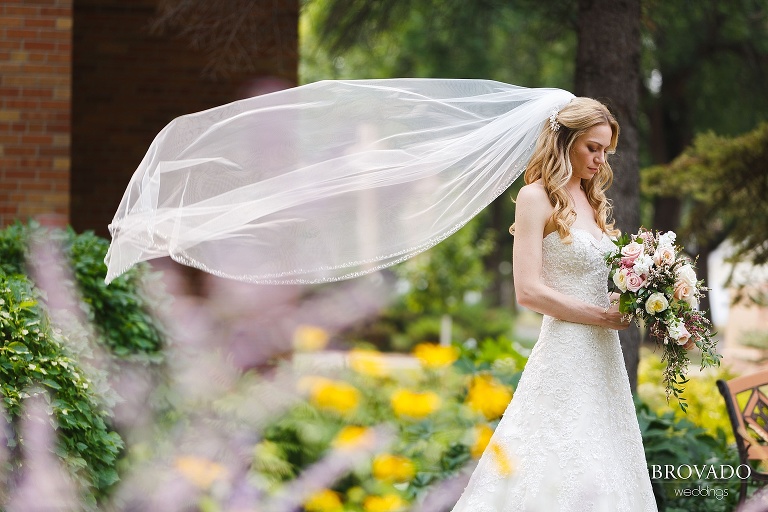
[541,228,613,308]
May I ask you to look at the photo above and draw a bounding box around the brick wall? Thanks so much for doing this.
[71,0,298,236]
[0,0,72,226]
[0,0,298,234]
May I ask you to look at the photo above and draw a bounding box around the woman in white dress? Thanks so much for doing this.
[450,98,658,511]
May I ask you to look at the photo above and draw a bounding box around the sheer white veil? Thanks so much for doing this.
[104,79,574,284]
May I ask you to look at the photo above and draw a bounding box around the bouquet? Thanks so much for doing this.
[605,228,721,411]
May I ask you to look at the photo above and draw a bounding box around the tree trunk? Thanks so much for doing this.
[574,0,642,392]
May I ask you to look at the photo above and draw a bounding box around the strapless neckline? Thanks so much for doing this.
[543,227,608,244]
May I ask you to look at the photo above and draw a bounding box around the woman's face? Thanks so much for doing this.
[569,123,613,181]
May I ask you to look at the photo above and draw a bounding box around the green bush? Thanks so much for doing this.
[0,271,122,506]
[0,223,165,358]
[0,222,168,506]
[637,399,740,512]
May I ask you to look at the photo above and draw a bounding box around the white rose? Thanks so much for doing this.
[612,267,629,293]
[653,246,675,267]
[632,254,654,276]
[645,292,669,315]
[676,264,697,287]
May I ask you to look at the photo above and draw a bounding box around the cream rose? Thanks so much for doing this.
[620,242,644,267]
[645,292,669,315]
[626,271,647,292]
[612,267,629,293]
[676,264,697,287]
[653,246,675,267]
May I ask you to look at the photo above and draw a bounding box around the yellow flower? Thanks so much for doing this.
[412,342,459,368]
[465,374,513,420]
[363,493,408,512]
[174,456,228,489]
[304,489,343,512]
[470,423,494,458]
[349,348,389,377]
[372,453,416,483]
[390,389,441,419]
[310,378,361,415]
[490,441,515,477]
[293,325,330,352]
[332,425,373,450]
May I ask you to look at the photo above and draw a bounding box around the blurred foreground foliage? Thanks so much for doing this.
[243,339,739,512]
[0,222,167,506]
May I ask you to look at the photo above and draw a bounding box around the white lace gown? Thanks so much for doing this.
[451,228,658,512]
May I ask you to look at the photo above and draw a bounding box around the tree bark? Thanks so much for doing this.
[574,0,642,392]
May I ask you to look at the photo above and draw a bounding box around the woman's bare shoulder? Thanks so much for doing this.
[516,182,551,209]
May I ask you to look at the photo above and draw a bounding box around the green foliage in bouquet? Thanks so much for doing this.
[605,229,721,411]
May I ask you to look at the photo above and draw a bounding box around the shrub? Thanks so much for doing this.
[0,271,122,506]
[0,222,168,506]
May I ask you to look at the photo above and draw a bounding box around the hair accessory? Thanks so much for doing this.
[549,108,561,132]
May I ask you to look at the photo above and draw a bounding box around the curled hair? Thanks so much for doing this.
[510,97,620,242]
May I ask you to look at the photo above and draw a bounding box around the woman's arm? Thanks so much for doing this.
[512,184,628,330]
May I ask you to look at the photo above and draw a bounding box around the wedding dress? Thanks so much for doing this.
[451,228,658,512]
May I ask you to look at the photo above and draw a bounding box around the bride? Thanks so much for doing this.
[103,80,657,511]
[450,98,657,511]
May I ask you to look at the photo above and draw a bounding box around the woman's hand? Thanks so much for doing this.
[600,303,631,330]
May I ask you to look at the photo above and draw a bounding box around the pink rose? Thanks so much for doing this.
[673,280,696,306]
[625,271,647,292]
[653,246,675,267]
[621,242,644,267]
[638,231,653,243]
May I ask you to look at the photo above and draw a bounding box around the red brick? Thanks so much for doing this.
[24,18,56,28]
[0,17,24,28]
[0,87,21,97]
[4,146,36,156]
[4,7,41,17]
[4,170,33,180]
[0,40,23,50]
[21,88,54,98]
[6,29,39,40]
[23,41,56,51]
[5,99,39,109]
[21,134,53,145]
[40,8,71,17]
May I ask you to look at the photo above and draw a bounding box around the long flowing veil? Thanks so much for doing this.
[104,79,574,284]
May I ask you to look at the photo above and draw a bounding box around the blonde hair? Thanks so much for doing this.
[510,97,620,242]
